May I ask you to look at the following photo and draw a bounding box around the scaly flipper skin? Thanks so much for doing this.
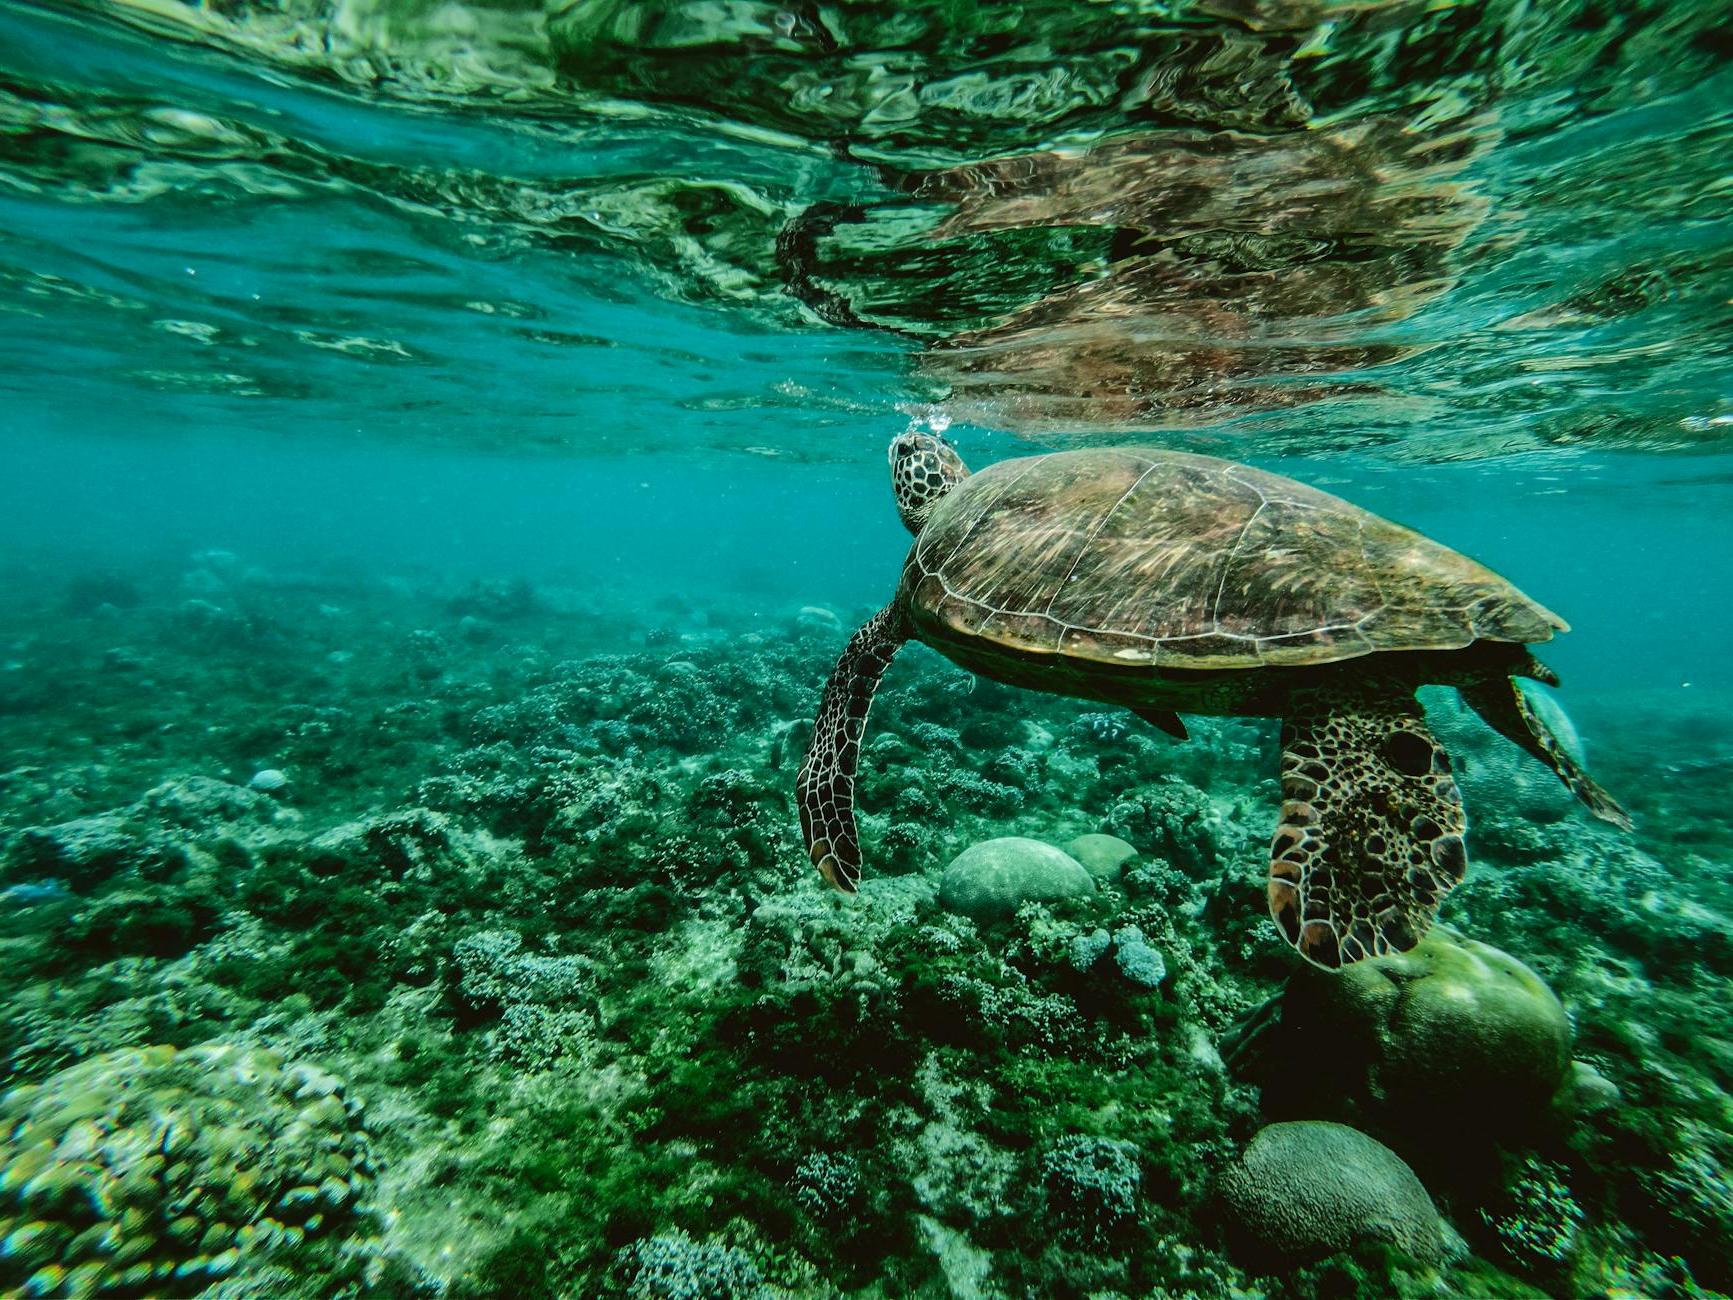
[1460,676,1631,829]
[1268,685,1468,969]
[797,605,909,891]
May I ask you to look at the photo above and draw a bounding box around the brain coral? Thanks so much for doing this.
[0,1042,376,1297]
[1276,931,1572,1135]
[1215,1121,1444,1268]
[937,837,1095,922]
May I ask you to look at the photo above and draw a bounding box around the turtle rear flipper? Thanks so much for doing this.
[1268,686,1468,969]
[1461,676,1631,830]
[797,605,908,892]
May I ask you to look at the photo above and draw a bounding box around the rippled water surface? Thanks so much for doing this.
[3,2,1733,1298]
[4,0,1729,457]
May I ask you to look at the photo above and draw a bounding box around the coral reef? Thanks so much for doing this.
[613,1232,766,1299]
[1262,931,1573,1138]
[0,1043,377,1297]
[936,837,1095,921]
[1111,926,1168,990]
[1214,1121,1445,1268]
[1479,1155,1585,1278]
[1040,1135,1142,1241]
[0,556,1727,1298]
[1063,832,1139,882]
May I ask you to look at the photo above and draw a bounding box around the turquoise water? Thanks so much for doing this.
[2,1,1732,1297]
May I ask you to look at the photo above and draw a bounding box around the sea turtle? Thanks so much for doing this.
[797,434,1630,968]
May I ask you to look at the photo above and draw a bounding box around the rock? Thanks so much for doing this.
[1215,1121,1444,1268]
[1275,932,1571,1136]
[1558,1060,1621,1116]
[102,647,145,672]
[140,777,269,825]
[303,808,466,881]
[937,837,1095,922]
[1064,833,1139,882]
[65,883,219,958]
[3,815,183,890]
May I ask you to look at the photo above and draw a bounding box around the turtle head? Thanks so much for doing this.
[889,431,969,534]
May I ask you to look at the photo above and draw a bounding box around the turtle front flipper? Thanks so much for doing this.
[1268,685,1468,969]
[797,604,909,892]
[1460,676,1632,830]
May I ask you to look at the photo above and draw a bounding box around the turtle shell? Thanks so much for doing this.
[901,449,1563,671]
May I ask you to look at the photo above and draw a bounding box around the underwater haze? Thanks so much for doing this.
[1,1,1731,1297]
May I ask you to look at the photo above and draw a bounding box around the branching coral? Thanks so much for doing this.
[1040,1135,1141,1239]
[614,1231,765,1299]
